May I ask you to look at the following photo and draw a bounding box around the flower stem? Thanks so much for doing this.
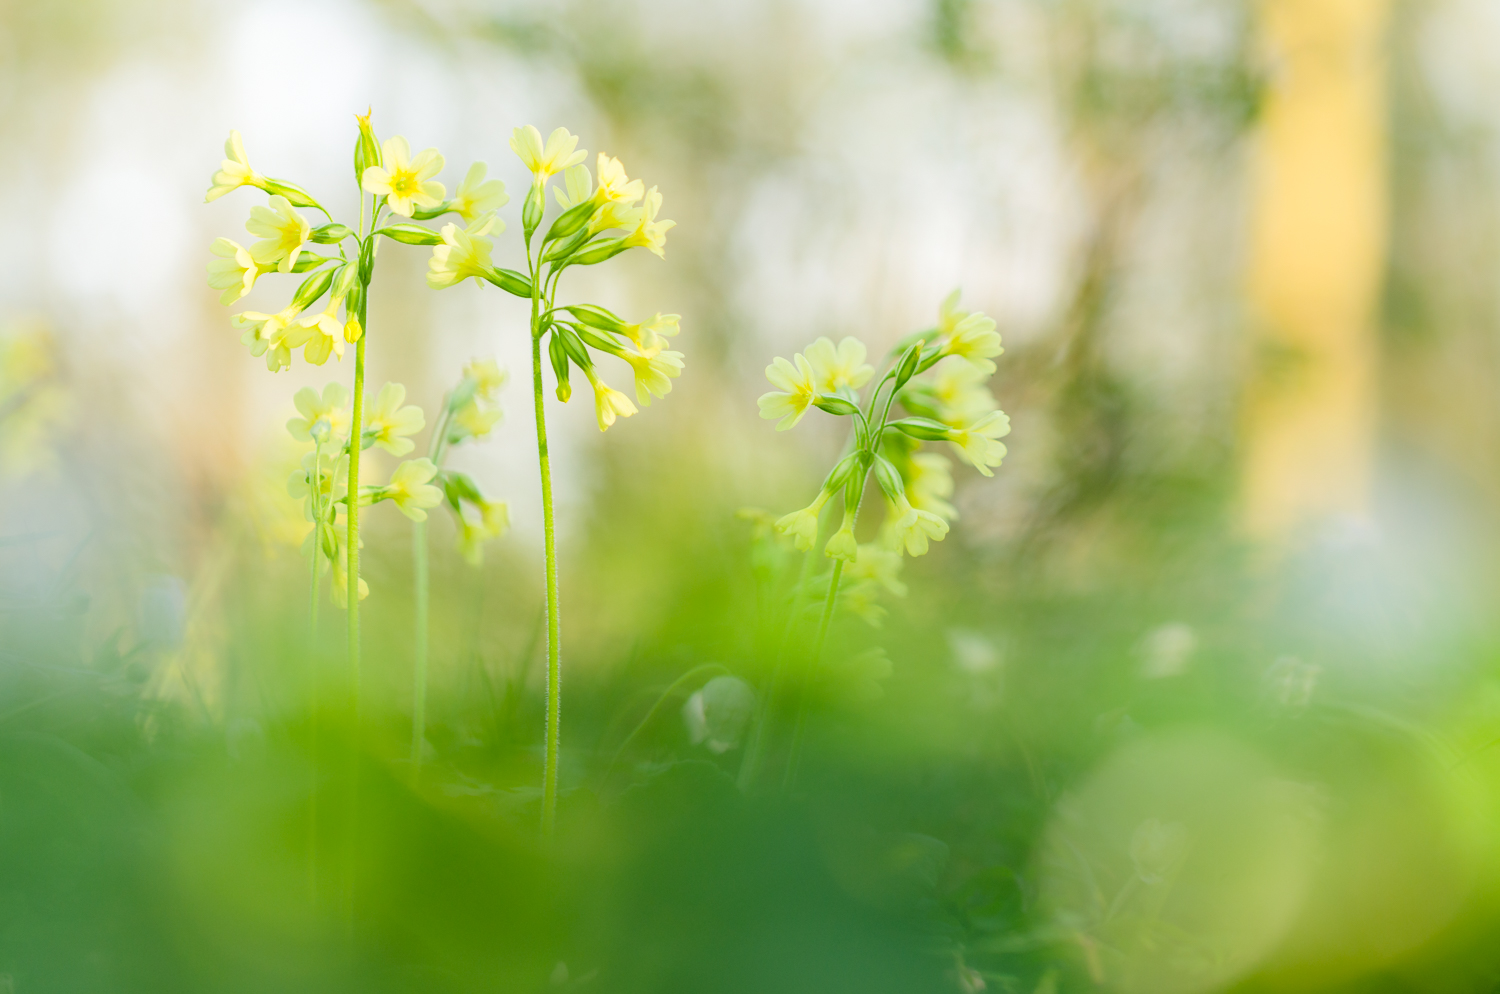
[344,281,368,942]
[411,518,428,774]
[530,271,562,838]
[737,547,817,793]
[309,439,322,906]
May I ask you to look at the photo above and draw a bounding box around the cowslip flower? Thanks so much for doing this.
[427,212,500,289]
[456,497,510,565]
[757,353,819,431]
[775,489,833,551]
[621,313,679,358]
[288,450,349,518]
[592,154,644,210]
[937,288,969,336]
[384,458,443,521]
[451,162,508,221]
[361,136,446,217]
[233,305,304,371]
[293,296,348,365]
[286,382,350,442]
[585,368,637,431]
[942,313,1003,374]
[907,452,956,520]
[464,357,507,401]
[805,336,874,394]
[824,511,858,563]
[510,125,587,181]
[453,400,502,439]
[947,410,1010,477]
[928,356,996,427]
[205,130,265,202]
[623,186,674,257]
[365,382,424,455]
[886,493,949,557]
[246,195,311,274]
[848,543,907,597]
[623,349,684,406]
[553,164,593,209]
[206,238,260,305]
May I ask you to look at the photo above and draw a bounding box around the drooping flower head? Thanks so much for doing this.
[463,357,507,401]
[232,304,305,371]
[623,186,674,258]
[584,367,637,432]
[805,336,875,395]
[947,410,1010,477]
[885,493,949,557]
[206,238,260,305]
[452,162,508,221]
[292,296,349,366]
[205,131,265,202]
[621,313,679,358]
[427,212,501,290]
[246,195,311,274]
[361,136,446,217]
[757,353,819,431]
[456,497,510,565]
[623,349,684,406]
[510,125,587,182]
[775,489,834,551]
[941,313,1003,374]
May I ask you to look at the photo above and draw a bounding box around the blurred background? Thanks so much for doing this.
[6,0,1500,991]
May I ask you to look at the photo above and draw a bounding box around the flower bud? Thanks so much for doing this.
[357,236,375,284]
[291,268,335,310]
[548,332,572,401]
[485,268,533,298]
[563,304,628,334]
[892,339,925,391]
[522,183,544,238]
[354,109,382,184]
[374,223,442,246]
[262,178,322,211]
[813,395,860,417]
[570,236,628,267]
[311,223,353,244]
[886,416,952,441]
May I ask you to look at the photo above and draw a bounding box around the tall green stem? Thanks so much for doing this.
[411,519,428,772]
[308,439,322,905]
[737,548,817,792]
[783,556,846,792]
[348,308,367,715]
[530,258,562,838]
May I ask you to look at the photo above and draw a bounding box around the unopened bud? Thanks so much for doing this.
[354,109,382,184]
[344,314,363,343]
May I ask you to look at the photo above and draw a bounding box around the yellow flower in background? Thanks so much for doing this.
[361,136,446,217]
[758,353,819,431]
[623,349,684,406]
[452,162,508,221]
[0,322,68,478]
[947,410,1010,477]
[510,125,587,181]
[456,497,510,565]
[585,368,638,431]
[206,238,260,305]
[825,513,858,563]
[621,313,680,358]
[453,400,503,439]
[623,186,674,257]
[286,382,350,442]
[937,288,969,336]
[287,450,348,516]
[233,304,304,371]
[385,458,443,521]
[205,130,265,202]
[293,296,348,365]
[246,195,311,274]
[364,382,425,455]
[927,356,996,427]
[592,154,645,209]
[554,163,593,209]
[886,493,949,557]
[805,336,874,394]
[463,357,507,401]
[427,212,501,290]
[941,312,1003,374]
[848,543,907,597]
[775,489,833,551]
[907,452,956,520]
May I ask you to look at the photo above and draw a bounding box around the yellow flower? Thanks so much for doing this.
[292,296,348,365]
[824,514,858,563]
[757,353,819,431]
[288,450,348,518]
[344,313,363,343]
[937,288,968,336]
[621,313,680,358]
[805,336,874,394]
[847,543,907,597]
[554,163,593,209]
[927,356,996,427]
[286,382,350,442]
[463,357,507,401]
[947,410,1009,477]
[232,304,304,371]
[452,400,503,439]
[509,125,587,181]
[585,368,637,431]
[622,186,674,258]
[623,349,684,406]
[887,493,949,557]
[456,497,510,565]
[427,212,501,290]
[246,196,311,274]
[206,238,260,305]
[942,312,1003,374]
[361,136,446,217]
[593,153,644,206]
[452,162,508,221]
[775,489,833,551]
[385,458,444,521]
[364,382,425,455]
[205,130,265,202]
[907,452,956,520]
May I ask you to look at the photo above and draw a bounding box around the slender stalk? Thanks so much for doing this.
[308,438,322,906]
[737,548,817,792]
[348,307,367,714]
[410,518,429,772]
[529,242,563,838]
[782,554,848,792]
[602,663,729,789]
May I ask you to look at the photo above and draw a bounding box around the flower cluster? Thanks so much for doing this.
[427,126,683,432]
[758,292,1009,620]
[427,358,511,565]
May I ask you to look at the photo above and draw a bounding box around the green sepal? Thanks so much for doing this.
[374,223,442,246]
[813,395,860,417]
[485,268,532,298]
[886,417,953,442]
[357,237,375,284]
[543,198,597,244]
[354,114,382,184]
[548,331,572,402]
[263,178,323,211]
[555,326,594,369]
[441,470,484,513]
[411,202,455,221]
[522,184,544,239]
[563,304,628,334]
[822,452,862,495]
[571,236,629,267]
[892,339,926,391]
[289,252,335,273]
[542,225,591,263]
[330,262,358,300]
[871,454,906,500]
[310,223,353,244]
[446,378,479,415]
[290,268,335,310]
[573,325,627,357]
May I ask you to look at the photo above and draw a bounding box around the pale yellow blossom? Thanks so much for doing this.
[622,186,674,257]
[427,212,501,290]
[286,382,350,443]
[364,382,425,456]
[451,162,508,221]
[206,238,260,305]
[947,410,1009,477]
[942,313,1003,374]
[621,313,680,358]
[509,125,587,181]
[585,368,637,431]
[775,489,833,551]
[757,353,819,431]
[623,349,684,406]
[805,336,874,394]
[361,136,446,217]
[205,130,265,202]
[246,195,311,274]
